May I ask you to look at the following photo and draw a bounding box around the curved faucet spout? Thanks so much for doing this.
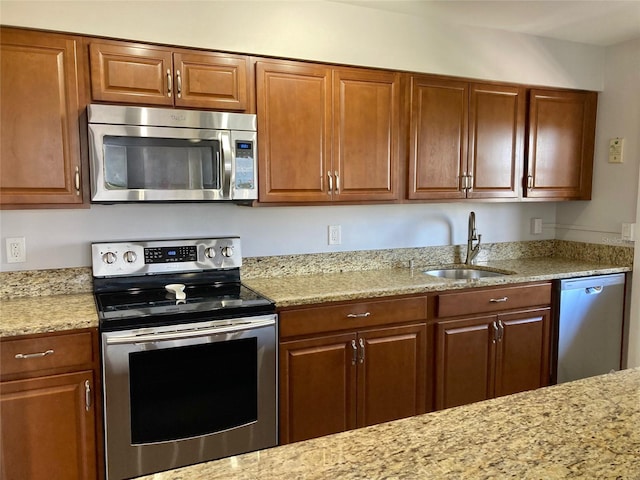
[465,211,482,265]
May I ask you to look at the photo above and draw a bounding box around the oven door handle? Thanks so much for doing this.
[105,317,276,345]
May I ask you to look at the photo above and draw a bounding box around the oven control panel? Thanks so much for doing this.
[91,237,242,277]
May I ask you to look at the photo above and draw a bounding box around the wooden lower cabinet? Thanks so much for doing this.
[279,322,426,444]
[0,371,97,480]
[434,307,551,410]
[0,329,100,480]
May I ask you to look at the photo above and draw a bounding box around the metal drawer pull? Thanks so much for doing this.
[85,380,91,412]
[489,297,508,303]
[359,337,365,364]
[347,312,371,318]
[15,349,54,359]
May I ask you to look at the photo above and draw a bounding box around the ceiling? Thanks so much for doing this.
[333,1,640,46]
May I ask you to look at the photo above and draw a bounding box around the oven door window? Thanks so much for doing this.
[103,136,221,190]
[129,337,257,444]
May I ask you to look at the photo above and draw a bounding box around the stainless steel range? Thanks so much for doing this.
[92,237,277,480]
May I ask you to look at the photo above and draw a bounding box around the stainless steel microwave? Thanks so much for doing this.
[87,104,257,203]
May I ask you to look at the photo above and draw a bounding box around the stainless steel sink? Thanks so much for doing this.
[423,267,511,280]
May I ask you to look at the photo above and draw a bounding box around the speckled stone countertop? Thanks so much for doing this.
[243,257,631,308]
[137,367,640,480]
[0,256,630,337]
[0,293,98,337]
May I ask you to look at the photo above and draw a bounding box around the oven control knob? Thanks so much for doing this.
[102,252,117,264]
[204,247,216,259]
[221,246,234,258]
[123,251,137,263]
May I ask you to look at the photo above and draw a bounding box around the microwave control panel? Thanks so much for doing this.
[234,140,255,190]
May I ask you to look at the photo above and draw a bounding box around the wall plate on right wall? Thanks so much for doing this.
[608,137,624,163]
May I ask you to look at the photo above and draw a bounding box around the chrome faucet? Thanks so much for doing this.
[465,211,482,265]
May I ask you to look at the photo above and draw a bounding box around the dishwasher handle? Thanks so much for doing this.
[585,286,603,295]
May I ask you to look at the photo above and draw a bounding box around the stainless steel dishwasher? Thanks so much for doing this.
[555,273,626,384]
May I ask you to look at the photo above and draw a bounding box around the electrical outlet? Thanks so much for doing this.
[621,223,635,241]
[328,225,342,245]
[6,237,26,263]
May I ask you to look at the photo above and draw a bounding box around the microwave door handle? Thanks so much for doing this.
[221,132,233,198]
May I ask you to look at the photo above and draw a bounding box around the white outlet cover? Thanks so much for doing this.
[6,237,26,263]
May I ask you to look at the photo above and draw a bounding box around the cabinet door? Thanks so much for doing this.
[279,333,357,444]
[89,41,173,105]
[408,76,467,200]
[434,316,496,409]
[0,28,84,206]
[256,61,332,203]
[332,69,400,202]
[525,89,597,200]
[357,324,426,427]
[494,308,551,398]
[468,84,524,199]
[0,371,97,480]
[173,52,248,110]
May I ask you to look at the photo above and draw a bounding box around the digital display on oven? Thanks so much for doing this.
[144,246,197,264]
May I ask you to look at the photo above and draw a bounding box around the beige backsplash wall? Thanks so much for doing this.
[0,240,632,300]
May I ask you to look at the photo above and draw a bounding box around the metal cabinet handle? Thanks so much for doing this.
[167,69,172,96]
[467,174,473,191]
[497,320,505,341]
[74,166,80,195]
[334,170,340,194]
[461,172,467,191]
[527,174,534,190]
[489,297,508,303]
[176,70,182,98]
[351,339,357,365]
[359,337,365,364]
[15,349,54,359]
[492,321,499,343]
[327,171,333,194]
[347,312,371,318]
[85,380,91,412]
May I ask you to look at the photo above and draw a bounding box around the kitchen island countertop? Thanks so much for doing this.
[137,367,640,479]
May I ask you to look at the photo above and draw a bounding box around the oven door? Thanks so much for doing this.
[89,123,232,202]
[101,314,277,480]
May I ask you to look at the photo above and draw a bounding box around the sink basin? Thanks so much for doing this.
[423,267,510,280]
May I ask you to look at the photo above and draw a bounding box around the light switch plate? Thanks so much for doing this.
[621,223,635,241]
[608,137,624,163]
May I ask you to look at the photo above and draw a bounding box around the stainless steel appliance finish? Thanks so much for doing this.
[93,237,277,480]
[555,273,626,384]
[88,104,258,203]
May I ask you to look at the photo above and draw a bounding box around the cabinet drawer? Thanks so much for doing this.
[280,296,427,338]
[437,283,551,318]
[1,331,94,378]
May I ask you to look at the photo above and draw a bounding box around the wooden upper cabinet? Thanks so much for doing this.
[0,28,86,207]
[525,89,597,200]
[256,60,400,203]
[468,84,524,199]
[409,76,468,200]
[89,40,249,111]
[256,61,332,202]
[333,68,400,202]
[409,76,524,200]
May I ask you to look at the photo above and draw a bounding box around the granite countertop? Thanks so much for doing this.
[244,257,630,308]
[0,293,98,337]
[0,257,630,337]
[137,367,640,479]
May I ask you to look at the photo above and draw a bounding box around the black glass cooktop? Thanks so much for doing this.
[95,282,274,330]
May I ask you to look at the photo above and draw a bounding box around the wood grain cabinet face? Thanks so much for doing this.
[525,89,597,200]
[433,284,551,410]
[0,330,99,480]
[409,76,524,200]
[90,41,249,111]
[0,28,85,207]
[278,298,427,444]
[256,60,400,203]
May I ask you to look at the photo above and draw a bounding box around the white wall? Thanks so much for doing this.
[0,0,623,273]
